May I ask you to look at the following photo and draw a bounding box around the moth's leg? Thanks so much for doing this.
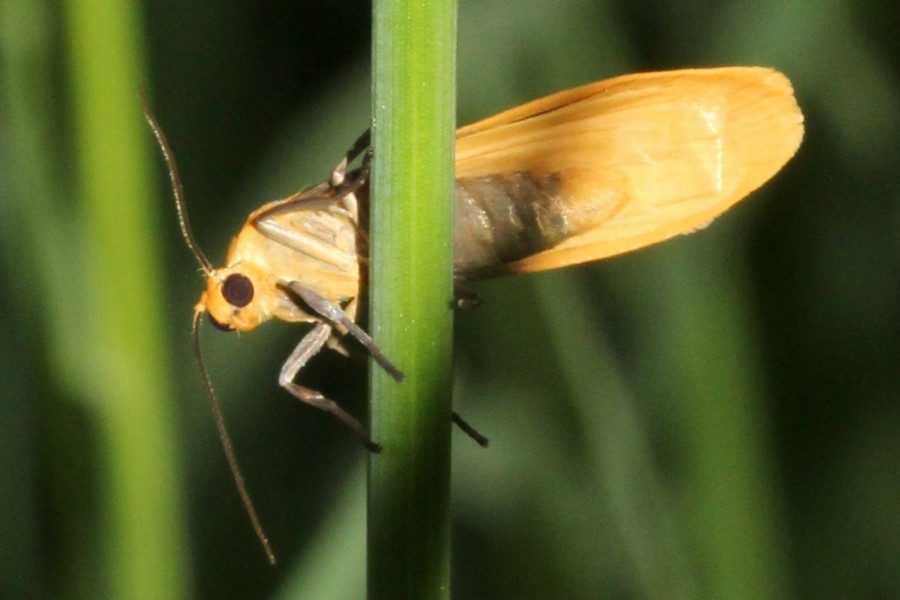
[450,280,488,445]
[452,412,489,447]
[331,129,372,188]
[279,322,381,452]
[328,130,372,223]
[333,152,372,202]
[454,279,483,309]
[325,297,357,356]
[286,281,404,382]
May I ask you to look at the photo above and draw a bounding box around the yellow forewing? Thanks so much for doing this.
[455,67,804,274]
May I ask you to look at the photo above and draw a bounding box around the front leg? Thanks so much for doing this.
[279,322,381,452]
[286,281,405,382]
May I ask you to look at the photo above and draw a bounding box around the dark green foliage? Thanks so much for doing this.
[1,0,898,598]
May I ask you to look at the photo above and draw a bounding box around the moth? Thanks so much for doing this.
[145,66,803,562]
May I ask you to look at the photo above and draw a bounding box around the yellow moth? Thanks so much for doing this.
[145,66,803,563]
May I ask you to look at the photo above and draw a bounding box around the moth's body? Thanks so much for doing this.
[147,66,803,561]
[203,67,803,336]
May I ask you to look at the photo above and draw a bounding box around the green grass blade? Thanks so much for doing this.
[368,0,457,598]
[61,0,190,597]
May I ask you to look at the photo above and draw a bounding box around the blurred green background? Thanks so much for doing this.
[2,0,899,598]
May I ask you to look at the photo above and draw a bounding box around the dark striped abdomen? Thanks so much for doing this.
[453,168,625,279]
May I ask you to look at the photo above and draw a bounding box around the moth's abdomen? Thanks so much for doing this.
[454,168,626,279]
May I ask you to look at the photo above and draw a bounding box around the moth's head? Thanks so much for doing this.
[197,266,267,332]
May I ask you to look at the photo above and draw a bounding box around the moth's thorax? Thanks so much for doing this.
[199,195,363,332]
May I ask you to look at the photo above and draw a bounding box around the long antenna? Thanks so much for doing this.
[140,93,214,276]
[193,309,276,565]
[142,94,275,563]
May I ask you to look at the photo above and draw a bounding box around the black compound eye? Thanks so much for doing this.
[207,313,234,332]
[222,273,254,308]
